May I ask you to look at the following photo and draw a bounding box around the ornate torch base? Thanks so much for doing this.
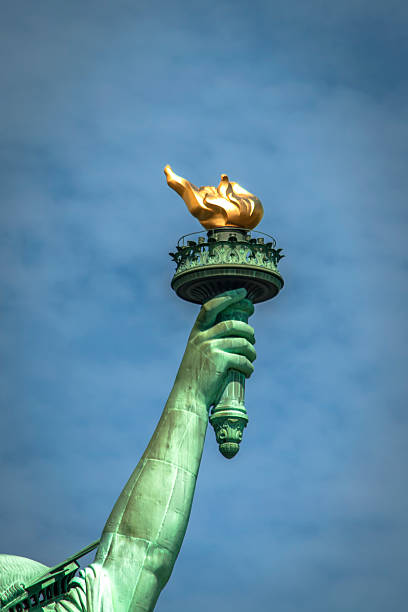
[170,226,284,458]
[171,227,283,304]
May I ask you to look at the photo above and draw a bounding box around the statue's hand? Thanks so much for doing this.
[174,288,256,409]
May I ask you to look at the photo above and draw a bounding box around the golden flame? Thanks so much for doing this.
[164,165,263,230]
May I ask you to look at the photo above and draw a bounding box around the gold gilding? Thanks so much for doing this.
[164,165,263,230]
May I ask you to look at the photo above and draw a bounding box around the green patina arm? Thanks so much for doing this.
[93,289,256,612]
[95,388,208,612]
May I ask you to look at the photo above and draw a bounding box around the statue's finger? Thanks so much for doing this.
[211,337,257,362]
[222,352,255,378]
[200,320,255,344]
[196,289,247,328]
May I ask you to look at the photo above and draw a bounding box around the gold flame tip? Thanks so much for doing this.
[164,166,263,230]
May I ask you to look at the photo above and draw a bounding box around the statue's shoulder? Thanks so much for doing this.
[32,564,111,612]
[0,542,110,612]
[67,564,113,612]
[0,554,50,607]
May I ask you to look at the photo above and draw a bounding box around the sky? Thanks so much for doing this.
[0,1,407,611]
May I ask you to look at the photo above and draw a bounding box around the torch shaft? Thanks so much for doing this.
[209,299,253,459]
[215,305,249,412]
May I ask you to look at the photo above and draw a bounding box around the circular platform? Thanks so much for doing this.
[171,264,284,304]
[170,227,284,305]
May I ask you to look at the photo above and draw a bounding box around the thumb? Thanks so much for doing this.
[195,289,247,329]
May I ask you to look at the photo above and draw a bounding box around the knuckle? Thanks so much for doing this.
[236,355,248,369]
[212,322,223,335]
[236,321,254,337]
[240,339,256,359]
[201,339,212,354]
[247,342,256,357]
[224,320,233,332]
[215,320,232,336]
[241,360,252,376]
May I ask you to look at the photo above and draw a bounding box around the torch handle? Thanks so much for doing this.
[209,298,253,459]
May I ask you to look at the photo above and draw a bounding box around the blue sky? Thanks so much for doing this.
[0,1,407,611]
